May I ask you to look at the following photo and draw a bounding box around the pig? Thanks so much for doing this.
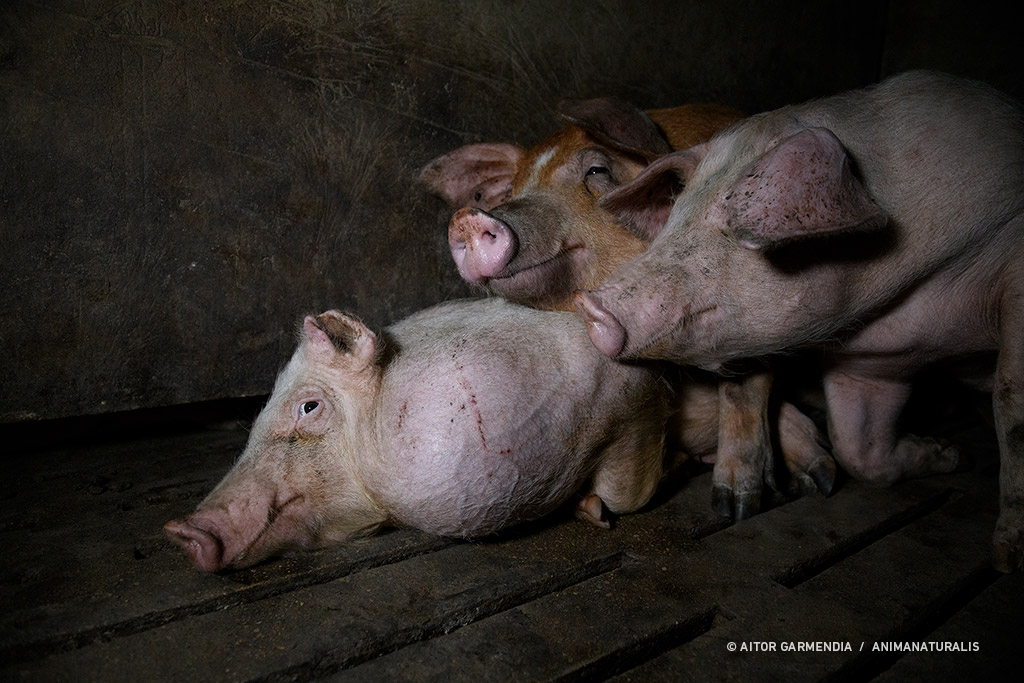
[419,99,744,309]
[575,70,1024,571]
[164,298,670,572]
[419,98,834,519]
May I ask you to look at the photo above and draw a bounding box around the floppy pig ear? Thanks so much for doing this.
[303,311,378,369]
[599,147,704,241]
[417,143,525,210]
[557,97,672,162]
[726,127,887,250]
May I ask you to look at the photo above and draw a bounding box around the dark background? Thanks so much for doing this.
[1,0,1021,423]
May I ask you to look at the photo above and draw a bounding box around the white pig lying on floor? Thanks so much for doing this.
[575,70,1024,572]
[165,299,668,572]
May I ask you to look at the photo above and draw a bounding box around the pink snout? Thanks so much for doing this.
[164,518,226,573]
[574,291,627,358]
[448,207,517,284]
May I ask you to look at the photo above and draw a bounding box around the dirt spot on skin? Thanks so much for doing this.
[397,400,408,430]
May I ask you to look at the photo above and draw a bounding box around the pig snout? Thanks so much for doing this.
[164,488,313,572]
[448,207,518,284]
[163,518,226,573]
[574,291,627,358]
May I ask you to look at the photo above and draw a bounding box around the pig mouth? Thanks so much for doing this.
[487,244,585,294]
[229,492,307,568]
[628,303,719,364]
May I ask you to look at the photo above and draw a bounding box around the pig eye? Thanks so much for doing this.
[584,165,614,197]
[301,401,320,415]
[473,191,483,201]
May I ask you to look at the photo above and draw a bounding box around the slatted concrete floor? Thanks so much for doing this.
[0,400,1018,682]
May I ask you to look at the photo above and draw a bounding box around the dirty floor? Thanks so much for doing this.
[0,395,1018,682]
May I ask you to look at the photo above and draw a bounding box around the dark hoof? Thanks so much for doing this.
[992,541,1023,573]
[712,485,734,519]
[807,459,837,496]
[712,485,760,521]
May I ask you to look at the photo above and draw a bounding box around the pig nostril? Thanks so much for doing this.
[164,519,226,572]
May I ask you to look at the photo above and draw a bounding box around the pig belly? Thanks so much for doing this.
[829,269,999,380]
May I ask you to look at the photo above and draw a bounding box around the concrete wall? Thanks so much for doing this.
[0,0,1019,422]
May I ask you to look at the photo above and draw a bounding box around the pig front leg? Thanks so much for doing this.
[823,370,960,484]
[993,278,1024,572]
[712,373,775,520]
[713,374,836,520]
[776,401,836,497]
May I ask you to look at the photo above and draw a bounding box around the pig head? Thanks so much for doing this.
[164,312,387,572]
[419,98,743,311]
[577,70,1024,570]
[577,125,887,368]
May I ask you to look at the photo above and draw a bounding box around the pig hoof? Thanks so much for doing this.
[788,459,835,498]
[712,485,761,521]
[992,521,1023,573]
[950,449,973,473]
[576,493,612,529]
[805,457,837,496]
[992,542,1023,573]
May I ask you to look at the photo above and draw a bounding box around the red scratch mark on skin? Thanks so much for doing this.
[457,369,488,452]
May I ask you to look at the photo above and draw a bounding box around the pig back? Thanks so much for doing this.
[368,298,664,537]
[647,103,745,151]
[802,71,1024,271]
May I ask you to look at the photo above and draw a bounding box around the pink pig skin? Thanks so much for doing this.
[577,70,1024,572]
[164,299,668,572]
[419,98,834,521]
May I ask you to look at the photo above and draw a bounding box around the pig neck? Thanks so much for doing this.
[331,364,391,524]
[647,103,745,151]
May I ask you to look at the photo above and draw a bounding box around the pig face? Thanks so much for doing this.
[164,312,387,571]
[444,128,650,307]
[576,125,887,369]
[419,99,742,311]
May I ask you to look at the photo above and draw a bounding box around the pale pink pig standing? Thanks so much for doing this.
[576,70,1024,571]
[165,299,668,572]
[420,99,833,519]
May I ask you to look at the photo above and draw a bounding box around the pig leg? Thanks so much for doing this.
[580,420,666,528]
[823,370,960,484]
[993,277,1024,572]
[776,401,836,497]
[712,373,775,520]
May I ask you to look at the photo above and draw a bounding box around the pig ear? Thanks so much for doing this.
[418,143,525,210]
[556,97,671,161]
[302,311,378,369]
[725,128,887,250]
[599,147,706,241]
